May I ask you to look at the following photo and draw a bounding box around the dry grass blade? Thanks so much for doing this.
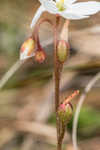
[15,121,70,145]
[72,72,100,150]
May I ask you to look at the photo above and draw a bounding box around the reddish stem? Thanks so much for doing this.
[32,18,54,50]
[54,15,63,150]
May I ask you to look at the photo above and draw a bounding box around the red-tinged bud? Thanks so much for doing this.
[57,40,69,63]
[20,37,35,60]
[58,102,73,124]
[35,50,46,63]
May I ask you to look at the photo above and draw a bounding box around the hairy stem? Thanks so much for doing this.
[54,15,63,150]
[58,122,66,150]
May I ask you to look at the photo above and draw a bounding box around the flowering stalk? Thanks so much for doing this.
[33,18,54,63]
[34,18,54,45]
[33,16,64,150]
[58,90,79,149]
[54,15,72,150]
[54,15,63,150]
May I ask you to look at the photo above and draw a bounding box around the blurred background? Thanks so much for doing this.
[0,0,100,150]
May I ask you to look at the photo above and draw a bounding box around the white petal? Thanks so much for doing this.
[70,0,77,4]
[56,0,77,4]
[39,0,46,4]
[20,54,35,60]
[60,11,89,20]
[64,0,77,4]
[30,5,45,28]
[42,0,58,14]
[56,0,61,3]
[20,47,35,60]
[71,2,100,16]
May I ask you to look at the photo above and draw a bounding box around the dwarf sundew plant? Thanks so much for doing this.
[19,0,100,150]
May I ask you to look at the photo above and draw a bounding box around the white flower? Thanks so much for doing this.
[30,0,100,28]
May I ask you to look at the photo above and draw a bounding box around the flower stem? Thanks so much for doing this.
[57,122,66,150]
[33,18,54,50]
[54,15,63,150]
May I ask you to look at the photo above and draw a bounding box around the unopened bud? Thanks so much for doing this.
[57,40,69,63]
[58,102,73,124]
[35,50,46,63]
[20,37,35,60]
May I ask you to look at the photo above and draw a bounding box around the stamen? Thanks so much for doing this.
[56,0,65,11]
[60,0,64,4]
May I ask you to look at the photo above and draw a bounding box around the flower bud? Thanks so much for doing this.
[35,50,46,63]
[57,40,69,63]
[20,37,35,60]
[58,102,73,124]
